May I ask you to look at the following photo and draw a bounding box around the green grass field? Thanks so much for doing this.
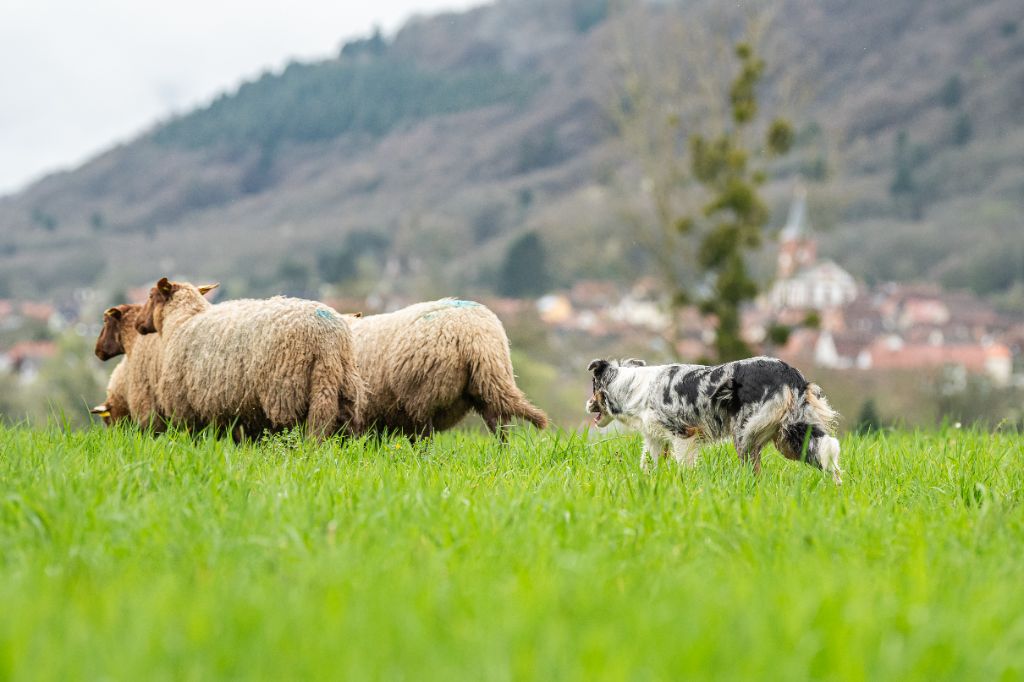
[1,424,1022,680]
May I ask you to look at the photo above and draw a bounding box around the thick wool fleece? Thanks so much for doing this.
[153,286,364,438]
[348,299,547,436]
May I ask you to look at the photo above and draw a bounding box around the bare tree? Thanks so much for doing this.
[603,0,802,359]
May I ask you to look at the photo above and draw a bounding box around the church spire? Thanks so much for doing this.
[780,182,808,241]
[776,182,816,279]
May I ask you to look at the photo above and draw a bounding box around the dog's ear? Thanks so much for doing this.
[587,359,611,378]
[622,358,647,367]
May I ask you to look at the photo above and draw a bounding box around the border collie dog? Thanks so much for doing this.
[586,356,842,484]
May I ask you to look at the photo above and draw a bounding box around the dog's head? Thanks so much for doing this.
[585,358,646,427]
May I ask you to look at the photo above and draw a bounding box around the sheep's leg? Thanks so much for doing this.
[418,417,436,442]
[481,408,509,442]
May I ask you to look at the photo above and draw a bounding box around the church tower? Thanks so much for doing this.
[776,184,817,279]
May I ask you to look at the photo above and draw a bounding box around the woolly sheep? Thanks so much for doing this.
[136,277,364,439]
[346,298,548,437]
[90,359,130,426]
[93,303,167,430]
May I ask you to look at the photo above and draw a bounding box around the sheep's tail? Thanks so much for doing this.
[307,355,343,440]
[466,321,548,430]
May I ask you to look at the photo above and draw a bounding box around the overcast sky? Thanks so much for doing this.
[0,0,484,196]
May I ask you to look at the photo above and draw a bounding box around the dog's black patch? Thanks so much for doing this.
[673,368,706,405]
[588,359,611,378]
[708,377,735,423]
[781,422,826,465]
[663,366,680,404]
[732,359,807,406]
[709,366,724,384]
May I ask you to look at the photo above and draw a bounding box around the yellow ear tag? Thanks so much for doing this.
[99,410,111,418]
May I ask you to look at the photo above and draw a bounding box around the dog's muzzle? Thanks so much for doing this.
[586,391,614,427]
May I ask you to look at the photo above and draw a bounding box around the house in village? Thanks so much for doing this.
[767,188,1017,386]
[0,340,57,385]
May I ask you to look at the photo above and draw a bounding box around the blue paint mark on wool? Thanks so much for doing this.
[315,309,335,320]
[420,299,481,322]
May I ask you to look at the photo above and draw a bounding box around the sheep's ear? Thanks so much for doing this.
[90,404,110,416]
[588,359,610,377]
[104,307,122,320]
[622,358,647,367]
[198,283,219,295]
[157,277,173,297]
[351,312,363,318]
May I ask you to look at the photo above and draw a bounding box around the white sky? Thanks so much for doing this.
[0,0,484,196]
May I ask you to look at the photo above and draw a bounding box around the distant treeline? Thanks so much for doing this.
[153,59,543,153]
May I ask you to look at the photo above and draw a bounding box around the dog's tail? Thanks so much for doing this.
[802,382,839,433]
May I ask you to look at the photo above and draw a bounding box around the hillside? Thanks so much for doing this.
[0,0,1021,309]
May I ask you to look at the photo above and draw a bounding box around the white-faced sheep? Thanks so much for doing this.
[135,277,364,439]
[93,302,170,430]
[346,298,548,438]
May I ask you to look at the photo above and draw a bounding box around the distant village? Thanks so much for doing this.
[2,188,1022,394]
[532,188,1022,388]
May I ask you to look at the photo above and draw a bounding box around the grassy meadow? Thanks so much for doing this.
[1,423,1022,680]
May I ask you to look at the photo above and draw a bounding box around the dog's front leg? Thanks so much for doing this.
[640,436,663,472]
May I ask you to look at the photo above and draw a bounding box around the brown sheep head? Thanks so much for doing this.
[136,277,218,335]
[90,398,129,426]
[95,304,140,361]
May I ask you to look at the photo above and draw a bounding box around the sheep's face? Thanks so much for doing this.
[136,277,175,335]
[90,398,128,426]
[95,304,138,360]
[137,278,219,335]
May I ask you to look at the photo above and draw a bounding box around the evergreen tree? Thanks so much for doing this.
[939,75,963,109]
[952,112,973,146]
[609,11,794,361]
[498,232,551,298]
[683,43,793,360]
[890,131,924,220]
[855,398,883,433]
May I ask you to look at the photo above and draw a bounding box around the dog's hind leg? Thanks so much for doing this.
[733,423,769,475]
[735,440,764,474]
[669,436,700,468]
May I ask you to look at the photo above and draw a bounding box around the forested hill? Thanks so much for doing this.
[1,0,1021,311]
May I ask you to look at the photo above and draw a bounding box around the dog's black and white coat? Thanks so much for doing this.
[586,356,842,483]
